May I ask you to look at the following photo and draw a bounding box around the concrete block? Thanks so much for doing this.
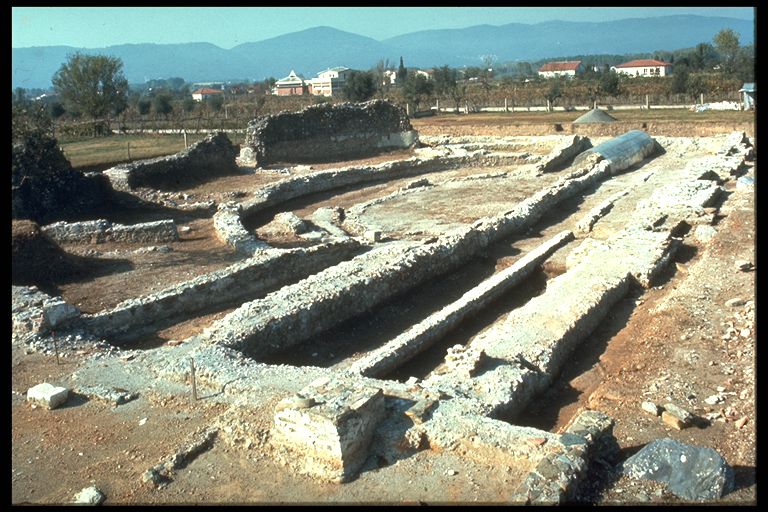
[27,383,69,409]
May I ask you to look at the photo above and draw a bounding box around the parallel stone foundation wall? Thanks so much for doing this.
[42,219,179,244]
[204,145,634,357]
[83,239,361,340]
[103,133,238,191]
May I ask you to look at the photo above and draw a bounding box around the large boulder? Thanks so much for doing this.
[622,438,735,501]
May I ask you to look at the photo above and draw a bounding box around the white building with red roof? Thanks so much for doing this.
[191,87,224,101]
[611,59,673,77]
[537,61,584,78]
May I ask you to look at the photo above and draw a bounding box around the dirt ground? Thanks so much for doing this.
[11,118,756,504]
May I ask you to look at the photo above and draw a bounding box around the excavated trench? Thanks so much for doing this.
[12,120,755,504]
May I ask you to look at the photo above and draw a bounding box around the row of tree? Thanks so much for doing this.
[12,28,753,136]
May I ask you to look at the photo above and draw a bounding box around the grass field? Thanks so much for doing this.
[60,132,246,170]
[58,108,753,170]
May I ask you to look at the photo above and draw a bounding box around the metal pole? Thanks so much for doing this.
[190,358,198,401]
[52,331,60,365]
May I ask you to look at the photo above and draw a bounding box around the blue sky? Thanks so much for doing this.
[12,7,754,49]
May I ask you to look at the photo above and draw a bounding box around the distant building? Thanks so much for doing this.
[272,70,309,96]
[415,69,435,80]
[308,67,352,97]
[739,82,755,110]
[537,61,584,78]
[611,59,672,77]
[191,88,224,102]
[383,70,398,85]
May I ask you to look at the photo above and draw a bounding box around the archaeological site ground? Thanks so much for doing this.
[11,101,756,505]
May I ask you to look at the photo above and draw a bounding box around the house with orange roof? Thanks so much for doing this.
[537,61,584,79]
[611,59,673,77]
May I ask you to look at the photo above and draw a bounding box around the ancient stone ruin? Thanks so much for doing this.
[241,99,418,166]
[10,106,755,504]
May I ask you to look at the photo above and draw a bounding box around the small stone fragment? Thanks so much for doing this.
[662,411,685,430]
[641,401,661,416]
[725,298,745,308]
[73,486,105,505]
[734,417,748,429]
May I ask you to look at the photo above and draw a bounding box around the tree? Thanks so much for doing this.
[479,54,497,92]
[734,46,755,82]
[402,74,434,113]
[690,42,718,71]
[397,56,408,84]
[153,93,173,120]
[137,98,152,116]
[182,96,196,114]
[374,58,392,98]
[207,94,224,116]
[432,65,466,113]
[516,61,534,78]
[670,64,690,95]
[52,53,128,132]
[544,80,562,111]
[685,74,708,101]
[343,71,376,102]
[598,70,620,97]
[714,28,740,74]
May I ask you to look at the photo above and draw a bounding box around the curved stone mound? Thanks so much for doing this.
[573,108,618,124]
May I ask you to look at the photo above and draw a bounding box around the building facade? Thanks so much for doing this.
[272,70,308,96]
[537,61,584,78]
[308,67,352,97]
[611,59,673,77]
[191,88,224,102]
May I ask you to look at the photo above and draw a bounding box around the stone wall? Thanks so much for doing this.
[103,133,238,191]
[83,239,361,341]
[242,100,417,166]
[204,144,637,357]
[42,219,179,244]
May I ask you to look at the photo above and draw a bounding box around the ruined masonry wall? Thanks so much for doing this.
[348,230,575,378]
[244,100,415,166]
[204,147,628,356]
[84,239,361,340]
[103,133,238,191]
[42,219,179,244]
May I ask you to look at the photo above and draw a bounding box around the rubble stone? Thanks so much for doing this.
[27,383,69,409]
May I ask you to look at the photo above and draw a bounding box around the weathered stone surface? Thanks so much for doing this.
[84,239,359,341]
[104,133,238,191]
[511,411,616,504]
[73,486,105,505]
[693,224,717,242]
[272,377,386,482]
[622,438,734,501]
[27,383,69,409]
[77,385,139,406]
[206,149,622,357]
[536,134,592,173]
[348,230,574,378]
[243,100,416,166]
[42,219,179,244]
[272,212,308,235]
[641,401,661,416]
[12,286,81,336]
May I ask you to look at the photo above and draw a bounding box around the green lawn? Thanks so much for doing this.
[59,132,246,170]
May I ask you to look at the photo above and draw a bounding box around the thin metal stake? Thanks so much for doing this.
[190,357,198,401]
[52,332,60,365]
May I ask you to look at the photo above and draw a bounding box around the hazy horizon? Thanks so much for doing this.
[12,7,755,50]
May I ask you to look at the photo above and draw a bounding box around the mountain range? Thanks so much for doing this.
[12,15,754,89]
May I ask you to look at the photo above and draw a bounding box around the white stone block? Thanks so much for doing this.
[73,486,105,505]
[27,383,69,409]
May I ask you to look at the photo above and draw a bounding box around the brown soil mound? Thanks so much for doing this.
[11,220,87,285]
